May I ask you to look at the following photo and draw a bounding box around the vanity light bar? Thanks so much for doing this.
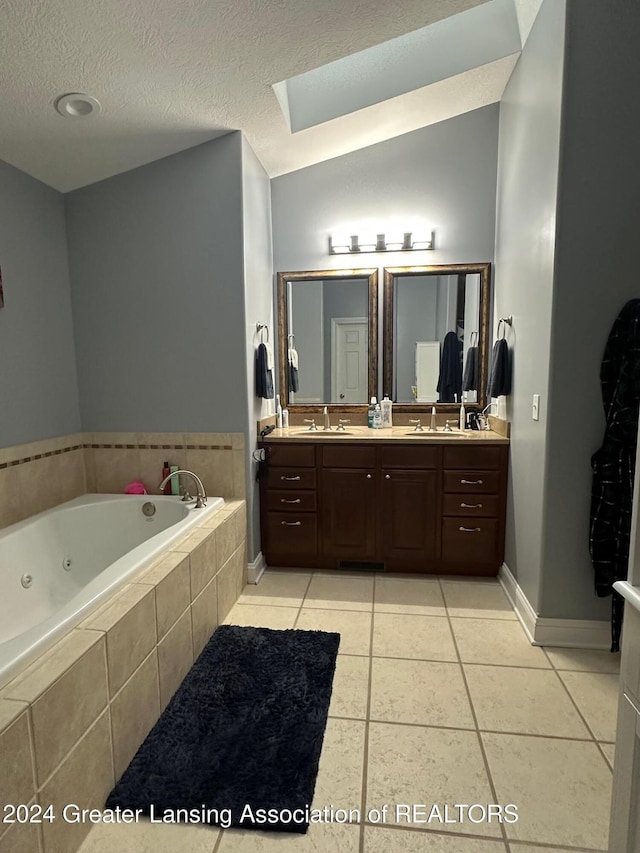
[328,231,435,255]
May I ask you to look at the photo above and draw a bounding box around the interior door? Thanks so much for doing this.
[331,318,367,403]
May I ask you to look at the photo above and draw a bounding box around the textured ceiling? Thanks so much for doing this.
[0,0,537,191]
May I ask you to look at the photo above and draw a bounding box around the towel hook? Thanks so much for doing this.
[498,315,513,340]
[469,330,478,346]
[288,333,295,345]
[256,322,269,342]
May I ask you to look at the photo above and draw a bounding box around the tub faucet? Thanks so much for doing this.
[158,470,207,508]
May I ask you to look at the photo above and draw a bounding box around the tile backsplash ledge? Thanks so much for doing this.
[0,432,246,531]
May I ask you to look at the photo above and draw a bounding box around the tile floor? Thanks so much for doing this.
[79,571,618,853]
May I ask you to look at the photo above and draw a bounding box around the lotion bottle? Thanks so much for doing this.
[381,395,393,428]
[459,403,466,430]
[282,407,289,429]
[373,403,382,429]
[276,394,283,429]
[368,396,377,428]
[162,461,171,495]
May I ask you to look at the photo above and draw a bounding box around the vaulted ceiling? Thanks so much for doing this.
[0,0,542,191]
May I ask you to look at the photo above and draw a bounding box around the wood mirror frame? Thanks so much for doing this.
[382,262,492,412]
[277,268,378,411]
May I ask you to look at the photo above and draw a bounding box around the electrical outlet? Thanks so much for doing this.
[532,394,540,421]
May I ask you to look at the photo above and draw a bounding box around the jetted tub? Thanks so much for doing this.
[0,493,224,689]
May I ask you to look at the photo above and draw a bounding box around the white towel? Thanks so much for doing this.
[288,347,299,369]
[265,343,274,371]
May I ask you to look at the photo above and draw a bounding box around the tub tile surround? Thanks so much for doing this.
[0,431,246,531]
[0,499,246,853]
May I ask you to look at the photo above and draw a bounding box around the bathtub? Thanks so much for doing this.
[0,493,224,690]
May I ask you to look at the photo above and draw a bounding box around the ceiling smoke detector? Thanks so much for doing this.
[54,93,101,118]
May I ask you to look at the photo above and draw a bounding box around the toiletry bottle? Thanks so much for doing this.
[282,407,289,429]
[430,406,437,431]
[276,394,283,429]
[368,396,377,428]
[373,403,382,429]
[169,464,180,495]
[381,395,393,428]
[459,403,466,430]
[162,461,171,495]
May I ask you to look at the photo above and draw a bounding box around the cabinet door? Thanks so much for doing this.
[321,469,376,560]
[381,469,437,562]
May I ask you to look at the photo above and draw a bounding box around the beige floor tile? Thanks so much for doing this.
[374,576,445,616]
[506,848,594,853]
[78,819,219,852]
[329,655,370,720]
[312,718,365,812]
[365,827,507,851]
[451,618,550,668]
[372,613,457,661]
[545,646,621,673]
[441,581,516,620]
[297,609,372,656]
[223,604,298,630]
[366,722,500,837]
[600,741,615,769]
[558,671,620,741]
[238,571,311,608]
[370,658,474,728]
[304,574,374,611]
[464,665,590,738]
[217,822,360,851]
[482,732,612,849]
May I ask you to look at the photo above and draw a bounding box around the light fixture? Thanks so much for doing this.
[54,93,102,118]
[328,230,435,255]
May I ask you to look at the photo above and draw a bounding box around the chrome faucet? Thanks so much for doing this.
[409,418,424,432]
[158,470,207,508]
[304,418,317,431]
[323,406,331,431]
[478,402,498,430]
[336,419,350,432]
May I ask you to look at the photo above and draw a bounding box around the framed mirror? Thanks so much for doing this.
[277,269,378,410]
[383,263,491,411]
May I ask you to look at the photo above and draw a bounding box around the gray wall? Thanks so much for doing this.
[541,0,640,620]
[0,159,81,448]
[272,105,499,275]
[493,0,566,613]
[241,136,274,562]
[394,277,438,402]
[290,284,324,403]
[66,134,246,433]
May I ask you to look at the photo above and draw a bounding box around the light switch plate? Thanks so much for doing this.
[532,394,540,421]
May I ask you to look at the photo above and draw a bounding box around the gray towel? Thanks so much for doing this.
[255,343,274,399]
[487,339,511,397]
[462,346,478,392]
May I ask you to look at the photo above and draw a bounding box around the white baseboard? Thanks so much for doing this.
[247,552,266,585]
[498,563,610,649]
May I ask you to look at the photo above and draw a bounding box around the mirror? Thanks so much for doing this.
[277,269,378,408]
[383,263,491,411]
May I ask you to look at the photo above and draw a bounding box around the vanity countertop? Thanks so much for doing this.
[614,581,640,613]
[261,425,509,445]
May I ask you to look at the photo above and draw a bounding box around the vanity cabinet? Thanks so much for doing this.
[259,439,508,574]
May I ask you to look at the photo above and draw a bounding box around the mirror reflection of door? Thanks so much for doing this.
[331,318,368,403]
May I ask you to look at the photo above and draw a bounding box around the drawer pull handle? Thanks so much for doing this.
[461,502,482,509]
[461,479,483,485]
[459,526,481,533]
[385,474,391,480]
[280,498,301,504]
[281,521,302,526]
[366,474,372,479]
[280,475,301,481]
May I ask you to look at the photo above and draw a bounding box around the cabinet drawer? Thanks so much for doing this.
[444,470,500,494]
[322,445,376,468]
[442,493,499,517]
[266,490,317,512]
[444,446,503,470]
[267,467,317,490]
[265,443,316,467]
[266,512,317,558]
[380,446,439,469]
[442,517,499,563]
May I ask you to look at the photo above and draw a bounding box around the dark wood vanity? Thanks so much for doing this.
[259,435,508,575]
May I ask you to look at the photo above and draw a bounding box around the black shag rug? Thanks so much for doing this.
[106,624,340,833]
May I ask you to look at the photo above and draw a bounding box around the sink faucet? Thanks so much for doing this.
[304,418,317,431]
[478,402,498,430]
[158,470,207,508]
[336,419,350,432]
[323,406,331,431]
[409,419,424,433]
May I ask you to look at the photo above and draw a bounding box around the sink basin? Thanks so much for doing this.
[293,430,354,436]
[403,430,470,438]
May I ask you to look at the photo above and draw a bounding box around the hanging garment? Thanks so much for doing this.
[589,299,640,650]
[462,345,479,392]
[437,331,462,403]
[288,346,299,393]
[255,342,274,399]
[487,339,511,398]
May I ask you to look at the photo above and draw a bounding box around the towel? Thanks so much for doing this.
[265,342,274,372]
[437,331,463,403]
[288,346,299,392]
[255,342,274,399]
[487,339,511,397]
[462,346,479,392]
[288,347,299,370]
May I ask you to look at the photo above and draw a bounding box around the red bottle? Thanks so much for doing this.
[162,461,171,495]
